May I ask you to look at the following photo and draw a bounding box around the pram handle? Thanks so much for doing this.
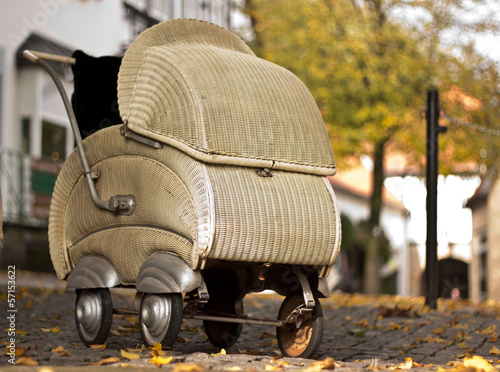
[23,50,76,65]
[23,50,135,216]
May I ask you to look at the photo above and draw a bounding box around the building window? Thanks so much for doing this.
[22,117,30,154]
[42,121,66,160]
[149,0,170,20]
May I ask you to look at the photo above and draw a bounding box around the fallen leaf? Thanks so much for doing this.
[476,326,496,335]
[305,357,336,371]
[348,328,366,337]
[261,332,275,339]
[150,355,173,366]
[422,334,449,344]
[116,326,137,333]
[89,344,107,349]
[260,341,271,347]
[488,332,498,342]
[396,358,423,369]
[176,336,190,343]
[432,326,447,335]
[490,346,500,355]
[52,346,72,356]
[454,331,466,343]
[172,363,205,372]
[464,355,495,372]
[211,348,226,356]
[354,318,370,327]
[16,356,38,366]
[227,367,242,371]
[387,322,402,331]
[121,349,141,360]
[94,357,120,365]
[41,326,62,333]
[5,346,25,357]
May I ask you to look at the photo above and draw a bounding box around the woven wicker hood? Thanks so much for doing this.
[118,19,336,175]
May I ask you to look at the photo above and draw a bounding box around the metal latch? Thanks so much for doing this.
[256,168,272,177]
[108,195,136,216]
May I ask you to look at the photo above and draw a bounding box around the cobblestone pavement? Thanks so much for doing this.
[2,271,500,371]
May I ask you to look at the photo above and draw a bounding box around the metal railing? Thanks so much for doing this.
[0,147,61,227]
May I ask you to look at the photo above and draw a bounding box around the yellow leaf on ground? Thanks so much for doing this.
[5,346,25,357]
[16,356,38,366]
[151,349,169,357]
[89,343,107,349]
[464,355,495,372]
[354,318,370,327]
[95,357,120,365]
[52,346,72,356]
[150,355,173,366]
[121,349,141,360]
[153,342,162,351]
[396,357,424,369]
[489,346,500,355]
[172,363,204,372]
[387,322,402,331]
[227,367,242,371]
[488,332,498,342]
[305,357,336,371]
[41,326,62,333]
[432,326,447,335]
[476,326,496,335]
[211,348,226,356]
[422,334,449,344]
[176,336,190,343]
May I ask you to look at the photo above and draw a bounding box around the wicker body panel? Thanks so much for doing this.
[206,166,339,265]
[49,126,213,281]
[118,19,335,175]
[49,126,340,283]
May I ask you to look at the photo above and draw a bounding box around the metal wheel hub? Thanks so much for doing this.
[141,294,171,341]
[76,291,102,341]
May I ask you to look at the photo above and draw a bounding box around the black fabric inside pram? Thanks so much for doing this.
[71,50,122,139]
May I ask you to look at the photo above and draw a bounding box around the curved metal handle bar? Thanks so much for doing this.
[22,50,135,214]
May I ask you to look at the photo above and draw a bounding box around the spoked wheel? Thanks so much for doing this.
[139,293,183,347]
[276,294,324,358]
[203,286,243,349]
[75,288,113,346]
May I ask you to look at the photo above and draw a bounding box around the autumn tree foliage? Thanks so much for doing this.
[244,0,500,293]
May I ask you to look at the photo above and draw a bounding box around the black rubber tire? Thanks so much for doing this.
[75,288,113,346]
[203,286,243,349]
[139,293,183,348]
[276,294,324,358]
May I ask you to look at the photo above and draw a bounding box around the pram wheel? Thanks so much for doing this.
[276,294,324,358]
[139,293,183,347]
[75,288,113,346]
[203,285,243,348]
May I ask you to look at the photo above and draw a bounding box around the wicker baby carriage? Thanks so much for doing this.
[24,19,341,358]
